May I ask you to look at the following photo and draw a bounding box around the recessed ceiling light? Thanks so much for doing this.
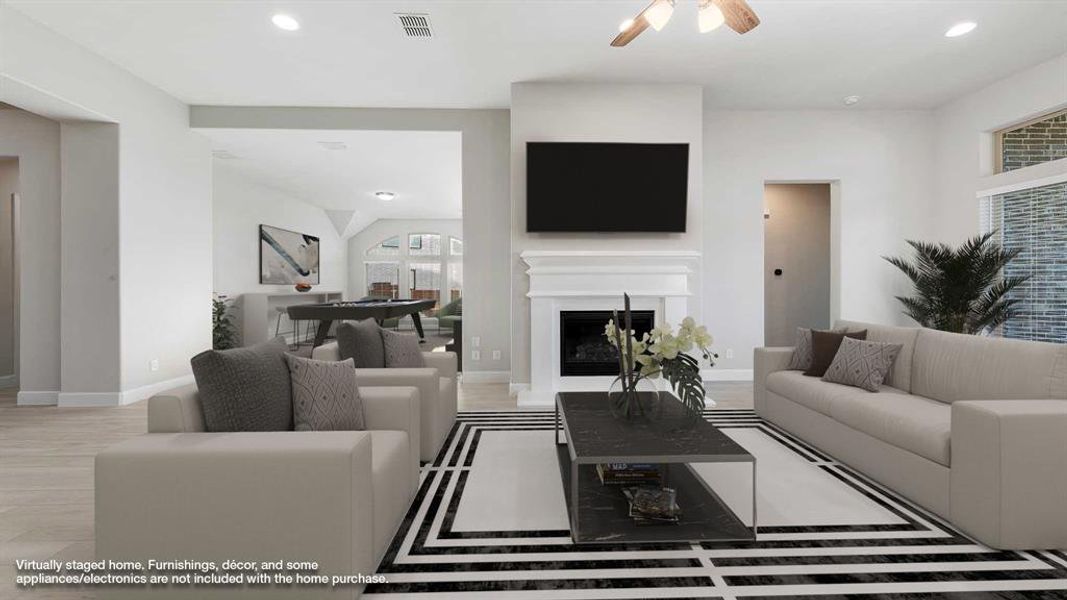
[272,14,300,31]
[619,18,635,32]
[945,22,977,37]
[375,191,396,201]
[843,95,861,106]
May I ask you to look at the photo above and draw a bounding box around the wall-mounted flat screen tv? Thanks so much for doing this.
[526,142,689,232]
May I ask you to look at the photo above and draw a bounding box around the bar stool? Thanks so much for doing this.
[276,305,316,350]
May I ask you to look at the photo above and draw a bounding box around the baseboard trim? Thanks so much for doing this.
[701,368,753,381]
[17,390,59,406]
[509,383,530,396]
[121,374,195,405]
[0,374,16,388]
[460,370,510,384]
[57,374,196,407]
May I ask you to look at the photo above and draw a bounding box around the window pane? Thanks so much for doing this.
[999,110,1067,173]
[367,236,400,257]
[448,263,463,302]
[409,262,441,311]
[450,237,463,256]
[408,233,441,256]
[365,262,399,299]
[993,181,1067,343]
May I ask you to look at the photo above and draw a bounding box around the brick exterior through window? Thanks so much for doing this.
[999,110,1067,172]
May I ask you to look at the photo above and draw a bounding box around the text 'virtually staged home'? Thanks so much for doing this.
[2,0,1067,598]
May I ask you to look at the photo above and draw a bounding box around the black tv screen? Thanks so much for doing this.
[526,142,688,232]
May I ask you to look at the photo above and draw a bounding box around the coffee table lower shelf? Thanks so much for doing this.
[556,445,756,544]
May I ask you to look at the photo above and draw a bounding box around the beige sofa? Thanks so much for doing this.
[755,320,1067,550]
[95,384,420,599]
[312,343,457,462]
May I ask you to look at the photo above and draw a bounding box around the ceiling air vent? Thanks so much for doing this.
[317,141,347,150]
[212,150,239,160]
[396,13,433,38]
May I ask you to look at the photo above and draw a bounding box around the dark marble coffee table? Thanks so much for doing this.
[555,391,756,544]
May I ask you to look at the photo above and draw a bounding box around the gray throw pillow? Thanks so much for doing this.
[822,336,903,392]
[336,319,386,368]
[381,329,426,368]
[190,337,293,432]
[787,327,845,370]
[286,355,364,432]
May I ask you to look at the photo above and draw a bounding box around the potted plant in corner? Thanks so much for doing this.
[884,232,1030,334]
[212,294,238,350]
[604,294,717,421]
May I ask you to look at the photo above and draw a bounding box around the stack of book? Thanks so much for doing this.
[623,486,681,525]
[596,463,661,486]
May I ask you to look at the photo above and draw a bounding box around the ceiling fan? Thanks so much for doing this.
[612,0,760,47]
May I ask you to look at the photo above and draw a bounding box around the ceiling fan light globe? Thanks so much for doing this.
[698,2,725,33]
[645,0,675,32]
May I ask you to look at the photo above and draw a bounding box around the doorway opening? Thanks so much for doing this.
[763,183,831,347]
[0,157,18,391]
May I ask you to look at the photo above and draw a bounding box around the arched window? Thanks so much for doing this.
[361,232,462,315]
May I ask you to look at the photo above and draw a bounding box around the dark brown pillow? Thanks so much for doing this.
[804,329,868,377]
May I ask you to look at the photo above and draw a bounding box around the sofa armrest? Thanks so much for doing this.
[361,385,421,483]
[96,431,375,587]
[356,368,440,461]
[422,351,457,381]
[753,347,795,416]
[312,342,341,361]
[147,384,204,433]
[951,400,1067,549]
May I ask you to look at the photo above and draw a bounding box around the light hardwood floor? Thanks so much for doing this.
[0,381,752,598]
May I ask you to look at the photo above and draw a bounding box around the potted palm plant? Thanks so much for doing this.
[604,294,716,420]
[884,232,1030,334]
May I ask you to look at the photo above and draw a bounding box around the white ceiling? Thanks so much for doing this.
[9,1,1067,110]
[202,128,462,234]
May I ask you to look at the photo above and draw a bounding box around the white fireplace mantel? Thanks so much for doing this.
[518,250,701,406]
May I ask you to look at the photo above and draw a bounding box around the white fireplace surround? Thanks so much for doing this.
[518,250,701,407]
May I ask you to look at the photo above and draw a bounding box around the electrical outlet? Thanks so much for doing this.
[471,350,481,361]
[472,336,481,347]
[149,359,160,372]
[491,350,501,360]
[725,348,734,359]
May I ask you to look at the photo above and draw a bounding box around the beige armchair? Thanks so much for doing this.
[312,343,457,462]
[95,384,420,599]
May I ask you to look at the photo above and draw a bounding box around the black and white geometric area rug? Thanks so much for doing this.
[365,409,1067,598]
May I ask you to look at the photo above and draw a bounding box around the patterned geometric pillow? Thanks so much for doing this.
[821,337,903,392]
[381,329,426,368]
[786,327,845,370]
[286,355,364,431]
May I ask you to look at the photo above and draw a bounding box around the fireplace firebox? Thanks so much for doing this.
[560,310,655,376]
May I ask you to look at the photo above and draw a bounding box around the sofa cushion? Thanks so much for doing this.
[190,337,293,432]
[911,328,1067,403]
[337,319,386,369]
[382,329,426,368]
[822,337,903,392]
[829,391,951,466]
[766,370,873,417]
[286,355,365,432]
[835,320,920,392]
[805,330,867,377]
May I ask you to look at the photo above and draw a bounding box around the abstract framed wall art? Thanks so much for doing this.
[259,224,320,285]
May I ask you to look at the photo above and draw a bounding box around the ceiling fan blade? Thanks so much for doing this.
[611,16,650,46]
[611,2,656,47]
[712,0,760,34]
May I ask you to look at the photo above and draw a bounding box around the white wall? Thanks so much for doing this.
[191,106,510,376]
[510,83,704,384]
[347,218,463,300]
[1,7,213,403]
[704,110,936,371]
[213,167,347,299]
[0,157,18,381]
[933,53,1067,244]
[0,108,61,399]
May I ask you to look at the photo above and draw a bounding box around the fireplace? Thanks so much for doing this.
[560,310,655,376]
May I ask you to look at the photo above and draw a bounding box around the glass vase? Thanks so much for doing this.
[608,376,664,421]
